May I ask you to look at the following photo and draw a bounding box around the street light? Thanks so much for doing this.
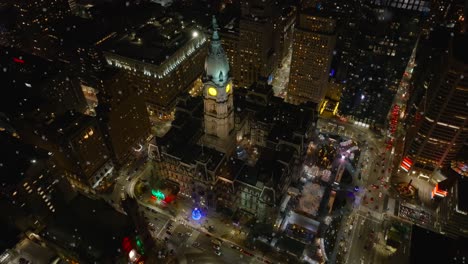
[192,31,199,38]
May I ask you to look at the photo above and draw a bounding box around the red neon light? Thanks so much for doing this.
[122,237,133,253]
[401,163,410,169]
[402,161,411,168]
[13,57,25,64]
[403,157,413,165]
[163,194,176,204]
[434,184,448,197]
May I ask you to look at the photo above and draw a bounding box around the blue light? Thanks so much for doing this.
[267,74,274,84]
[192,208,202,221]
[329,69,336,77]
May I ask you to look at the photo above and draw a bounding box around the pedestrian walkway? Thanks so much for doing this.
[186,230,200,245]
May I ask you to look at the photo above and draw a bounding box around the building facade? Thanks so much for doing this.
[237,0,280,88]
[403,33,468,173]
[45,112,114,194]
[336,2,423,125]
[203,17,236,154]
[103,14,207,121]
[287,11,336,105]
[97,70,152,168]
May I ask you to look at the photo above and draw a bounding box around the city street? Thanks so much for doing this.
[100,110,412,264]
[113,161,277,264]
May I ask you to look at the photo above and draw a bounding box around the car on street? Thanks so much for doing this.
[379,192,383,198]
[215,250,222,256]
[166,231,172,236]
[211,239,222,246]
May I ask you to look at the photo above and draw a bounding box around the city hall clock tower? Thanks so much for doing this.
[203,16,235,154]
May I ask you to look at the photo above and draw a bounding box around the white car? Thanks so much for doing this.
[379,192,383,198]
[215,250,222,256]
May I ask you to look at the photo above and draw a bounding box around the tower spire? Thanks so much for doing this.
[212,15,220,41]
[204,15,230,86]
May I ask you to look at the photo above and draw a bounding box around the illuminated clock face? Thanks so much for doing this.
[208,87,217,96]
[226,82,232,93]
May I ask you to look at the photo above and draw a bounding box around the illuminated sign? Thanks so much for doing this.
[151,189,165,201]
[400,157,413,172]
[431,183,448,198]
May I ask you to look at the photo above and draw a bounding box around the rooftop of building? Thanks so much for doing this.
[236,84,316,137]
[90,1,164,30]
[452,33,468,64]
[0,133,49,186]
[217,157,245,181]
[274,236,306,257]
[46,111,95,141]
[1,238,59,264]
[49,16,116,48]
[0,48,58,116]
[42,194,134,262]
[106,13,199,65]
[158,112,224,170]
[235,149,287,190]
[0,200,23,252]
[410,225,468,263]
[458,177,468,213]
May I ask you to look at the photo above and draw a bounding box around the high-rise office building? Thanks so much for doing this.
[403,33,468,174]
[97,70,151,168]
[287,11,336,105]
[337,2,423,125]
[237,0,280,88]
[0,134,74,221]
[219,19,240,87]
[103,14,207,121]
[435,160,468,238]
[30,111,115,194]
